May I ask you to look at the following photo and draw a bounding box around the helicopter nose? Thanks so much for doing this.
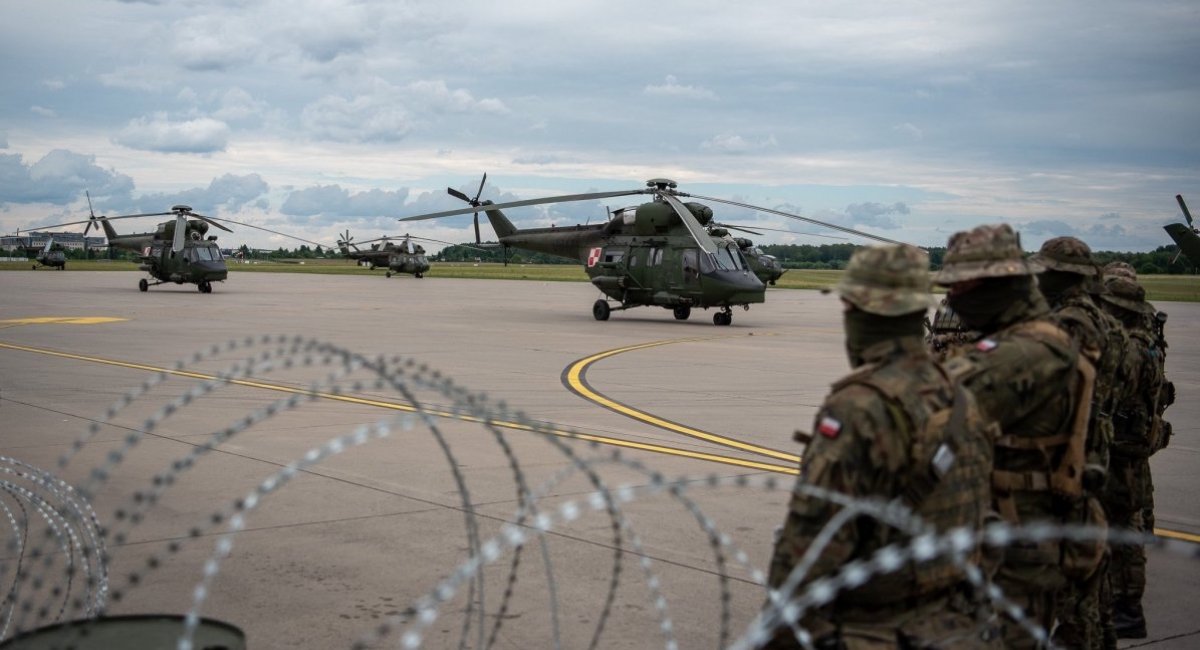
[197,260,228,280]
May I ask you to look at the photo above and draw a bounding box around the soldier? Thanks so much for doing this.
[1031,237,1126,649]
[763,244,1000,649]
[1098,274,1167,639]
[933,224,1098,649]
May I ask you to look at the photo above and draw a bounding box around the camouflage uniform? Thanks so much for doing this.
[1098,275,1167,640]
[764,245,1000,649]
[933,225,1097,650]
[1032,237,1126,649]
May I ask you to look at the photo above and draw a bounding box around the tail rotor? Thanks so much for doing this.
[447,173,487,244]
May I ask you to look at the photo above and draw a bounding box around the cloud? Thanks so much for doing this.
[644,75,717,100]
[171,16,259,71]
[403,80,510,115]
[212,87,269,122]
[114,115,230,153]
[281,185,409,220]
[0,150,135,206]
[128,174,270,215]
[843,202,910,229]
[30,106,56,118]
[300,95,412,143]
[700,134,778,154]
[1021,219,1075,237]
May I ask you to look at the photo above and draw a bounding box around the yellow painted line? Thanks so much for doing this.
[1155,528,1200,544]
[563,337,801,464]
[0,341,797,476]
[0,317,128,325]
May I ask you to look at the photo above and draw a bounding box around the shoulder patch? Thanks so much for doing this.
[817,416,842,438]
[975,338,998,352]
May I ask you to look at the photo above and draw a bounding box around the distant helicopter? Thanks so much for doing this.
[403,176,904,325]
[30,195,324,293]
[1165,194,1200,268]
[25,235,68,270]
[336,231,475,278]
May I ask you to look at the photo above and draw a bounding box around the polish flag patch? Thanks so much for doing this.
[975,339,999,352]
[586,247,603,268]
[817,416,842,438]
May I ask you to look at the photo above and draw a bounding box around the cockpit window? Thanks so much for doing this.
[714,245,746,271]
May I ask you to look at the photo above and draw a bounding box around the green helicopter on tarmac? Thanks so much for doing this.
[403,176,904,325]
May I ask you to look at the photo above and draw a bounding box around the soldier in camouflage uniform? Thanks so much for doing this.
[933,224,1097,650]
[1031,237,1127,649]
[1098,274,1168,639]
[764,244,1000,649]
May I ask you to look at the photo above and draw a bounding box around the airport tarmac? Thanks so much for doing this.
[1,270,1197,648]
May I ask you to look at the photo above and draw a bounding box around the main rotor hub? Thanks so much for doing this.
[645,178,678,192]
[172,205,193,214]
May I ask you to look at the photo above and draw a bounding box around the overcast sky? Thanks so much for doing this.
[2,0,1197,253]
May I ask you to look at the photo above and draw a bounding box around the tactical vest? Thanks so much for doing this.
[1112,328,1164,458]
[952,320,1103,583]
[828,359,996,609]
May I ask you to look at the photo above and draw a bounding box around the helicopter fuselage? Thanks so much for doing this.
[478,202,766,314]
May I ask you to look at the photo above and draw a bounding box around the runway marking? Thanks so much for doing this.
[1156,528,1200,544]
[0,316,128,326]
[562,337,801,464]
[0,340,797,476]
[6,340,1200,544]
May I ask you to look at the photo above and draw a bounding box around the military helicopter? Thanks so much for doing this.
[25,235,68,270]
[402,176,904,325]
[1165,194,1200,268]
[30,196,324,293]
[336,231,473,278]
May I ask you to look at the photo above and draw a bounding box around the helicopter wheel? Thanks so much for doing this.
[713,311,732,326]
[592,300,611,321]
[32,264,37,270]
[673,306,691,321]
[138,279,149,292]
[386,271,392,278]
[416,273,423,278]
[198,280,212,293]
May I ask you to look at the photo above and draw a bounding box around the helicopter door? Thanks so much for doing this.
[681,249,700,286]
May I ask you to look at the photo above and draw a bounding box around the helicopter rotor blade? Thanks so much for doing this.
[717,223,848,240]
[179,209,234,233]
[403,233,488,252]
[171,214,187,253]
[658,192,717,255]
[198,215,328,248]
[1177,194,1194,230]
[447,187,472,203]
[689,194,914,247]
[84,191,96,235]
[711,222,764,236]
[405,188,651,222]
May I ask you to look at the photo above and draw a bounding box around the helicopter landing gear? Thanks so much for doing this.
[713,308,733,326]
[592,299,611,321]
[198,280,213,293]
[673,305,691,321]
[416,273,423,279]
[138,279,149,292]
[386,271,392,278]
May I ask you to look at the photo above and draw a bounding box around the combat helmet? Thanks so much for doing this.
[1031,236,1097,276]
[933,223,1043,285]
[1100,276,1151,314]
[1103,260,1138,280]
[837,244,935,316]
